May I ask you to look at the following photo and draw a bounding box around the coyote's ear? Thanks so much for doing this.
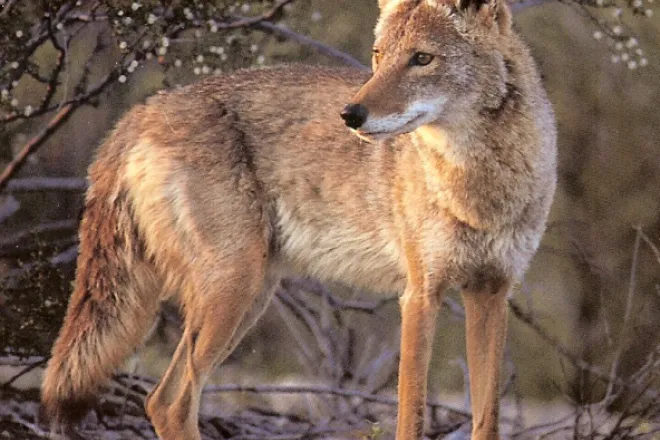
[455,0,512,33]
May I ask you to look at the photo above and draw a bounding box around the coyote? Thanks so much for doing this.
[42,0,556,438]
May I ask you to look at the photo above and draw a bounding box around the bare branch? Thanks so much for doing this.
[0,220,77,257]
[254,21,369,70]
[508,298,659,401]
[1,358,47,389]
[0,195,20,224]
[510,0,555,12]
[218,0,297,29]
[4,177,87,193]
[0,104,75,193]
[202,383,472,418]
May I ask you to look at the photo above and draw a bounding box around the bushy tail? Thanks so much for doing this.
[41,166,161,425]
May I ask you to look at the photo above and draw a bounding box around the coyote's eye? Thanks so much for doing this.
[372,49,382,66]
[410,52,434,66]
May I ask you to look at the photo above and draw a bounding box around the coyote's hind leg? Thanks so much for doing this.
[145,252,274,440]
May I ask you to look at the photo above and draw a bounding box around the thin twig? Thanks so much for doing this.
[638,228,660,265]
[604,226,641,404]
[253,21,369,70]
[1,358,47,389]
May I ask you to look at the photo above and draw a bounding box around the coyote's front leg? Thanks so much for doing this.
[395,242,447,439]
[462,278,511,440]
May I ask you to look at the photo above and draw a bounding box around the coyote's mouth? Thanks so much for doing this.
[354,113,428,142]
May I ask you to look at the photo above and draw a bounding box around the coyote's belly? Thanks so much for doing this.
[273,201,406,293]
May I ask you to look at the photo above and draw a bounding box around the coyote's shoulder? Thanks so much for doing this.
[42,1,556,439]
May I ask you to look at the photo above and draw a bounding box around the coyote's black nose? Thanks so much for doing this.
[340,104,368,129]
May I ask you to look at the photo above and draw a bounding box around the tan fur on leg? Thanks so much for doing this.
[462,280,511,440]
[395,289,442,439]
[146,262,274,440]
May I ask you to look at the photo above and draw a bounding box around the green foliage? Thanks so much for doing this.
[362,422,386,439]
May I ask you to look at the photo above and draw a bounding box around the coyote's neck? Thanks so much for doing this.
[412,123,489,168]
[411,125,462,199]
[410,122,515,229]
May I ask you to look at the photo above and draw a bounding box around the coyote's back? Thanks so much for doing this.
[42,0,556,439]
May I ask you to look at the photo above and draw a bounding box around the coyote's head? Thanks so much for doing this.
[341,0,514,142]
